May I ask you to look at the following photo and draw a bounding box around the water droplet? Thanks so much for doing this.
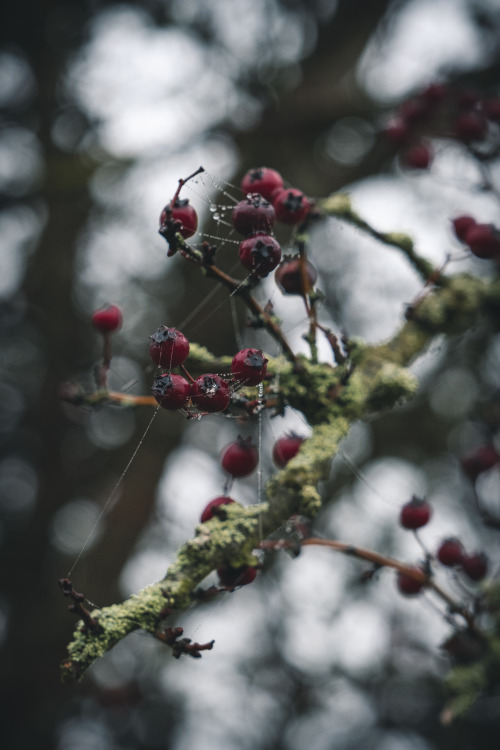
[213,213,220,221]
[209,205,217,213]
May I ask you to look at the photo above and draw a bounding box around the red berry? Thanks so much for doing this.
[399,97,431,123]
[456,89,480,110]
[483,98,500,123]
[217,564,257,587]
[452,215,476,242]
[241,167,284,202]
[152,372,191,410]
[231,348,268,386]
[221,436,259,478]
[383,119,410,147]
[421,82,447,103]
[92,304,122,334]
[401,141,433,170]
[437,538,464,567]
[454,111,487,143]
[231,194,275,236]
[397,567,425,596]
[200,496,235,523]
[160,198,198,239]
[149,326,190,369]
[272,188,310,225]
[272,434,305,468]
[399,496,432,530]
[191,374,231,413]
[461,552,488,582]
[461,444,500,479]
[464,224,500,260]
[275,258,317,296]
[238,234,282,277]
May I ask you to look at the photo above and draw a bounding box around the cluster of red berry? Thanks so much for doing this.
[452,215,500,261]
[383,82,500,170]
[396,495,489,595]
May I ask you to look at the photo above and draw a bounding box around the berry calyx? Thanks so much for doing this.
[241,167,284,202]
[272,434,305,468]
[464,223,500,260]
[231,348,268,386]
[437,538,464,567]
[452,215,476,242]
[191,374,231,413]
[221,436,259,478]
[396,567,425,596]
[92,304,123,334]
[160,198,198,239]
[152,372,191,410]
[399,496,432,530]
[272,188,310,225]
[149,326,190,369]
[200,496,235,523]
[461,552,488,582]
[238,234,282,277]
[461,444,500,479]
[217,564,257,588]
[231,194,275,236]
[275,258,318,296]
[401,141,433,170]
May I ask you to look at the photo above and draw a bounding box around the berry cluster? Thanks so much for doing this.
[452,215,500,261]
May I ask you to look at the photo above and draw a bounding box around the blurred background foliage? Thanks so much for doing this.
[1,0,500,747]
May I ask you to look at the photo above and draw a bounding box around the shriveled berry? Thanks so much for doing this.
[397,567,425,596]
[191,374,231,413]
[200,496,235,523]
[238,234,282,277]
[275,258,317,296]
[152,372,191,410]
[461,552,488,582]
[272,434,305,468]
[399,496,432,530]
[452,215,476,242]
[273,188,310,225]
[461,444,500,479]
[383,119,410,146]
[437,538,464,567]
[231,348,268,386]
[92,304,122,334]
[221,436,259,478]
[454,111,487,143]
[401,141,432,170]
[217,564,257,587]
[149,326,190,369]
[464,223,500,259]
[241,167,284,202]
[160,198,198,239]
[232,194,275,236]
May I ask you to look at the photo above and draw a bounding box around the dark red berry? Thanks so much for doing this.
[238,234,282,277]
[217,564,257,587]
[442,630,487,664]
[272,434,305,468]
[454,111,487,143]
[383,119,410,147]
[437,538,464,567]
[152,372,191,410]
[421,82,447,103]
[461,444,500,479]
[160,198,198,239]
[464,224,500,260]
[231,194,275,236]
[452,215,476,242]
[275,258,317,296]
[397,567,425,596]
[399,97,431,123]
[191,374,231,413]
[461,552,488,582]
[241,167,284,202]
[456,89,480,110]
[149,326,190,369]
[483,98,500,123]
[221,436,259,478]
[399,496,432,530]
[272,188,310,225]
[231,348,268,386]
[200,496,235,523]
[401,141,433,170]
[92,304,122,334]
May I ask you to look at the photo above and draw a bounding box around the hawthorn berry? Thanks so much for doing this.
[275,258,317,296]
[232,194,275,236]
[464,224,500,260]
[396,567,425,596]
[152,372,191,410]
[200,496,235,523]
[92,304,122,334]
[383,119,410,147]
[217,564,257,588]
[160,198,198,239]
[399,96,431,123]
[241,167,284,202]
[452,215,476,242]
[191,374,231,413]
[231,348,268,386]
[149,326,190,369]
[401,141,433,170]
[272,434,305,468]
[461,552,488,582]
[421,82,447,103]
[399,496,432,530]
[238,234,282,277]
[221,436,259,478]
[437,538,464,567]
[461,444,500,479]
[272,188,310,225]
[454,111,487,143]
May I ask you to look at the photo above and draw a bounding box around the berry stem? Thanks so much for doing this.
[170,166,205,209]
[179,364,196,384]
